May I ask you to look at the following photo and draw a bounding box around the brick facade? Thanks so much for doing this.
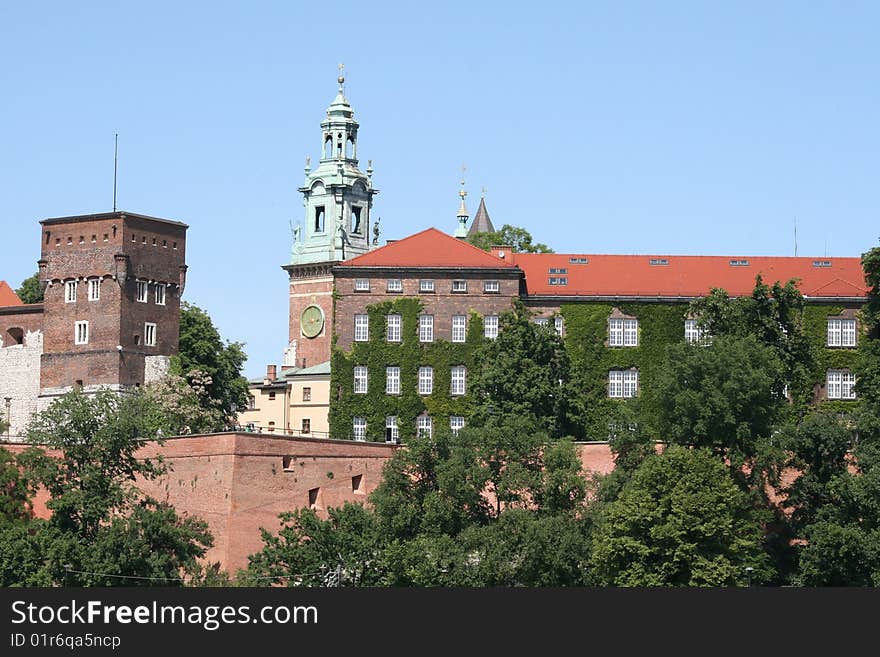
[333,268,522,352]
[283,265,334,369]
[38,212,187,391]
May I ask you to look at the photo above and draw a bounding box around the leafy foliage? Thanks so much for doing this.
[15,272,43,304]
[173,302,249,424]
[470,300,574,437]
[466,224,553,253]
[590,446,771,586]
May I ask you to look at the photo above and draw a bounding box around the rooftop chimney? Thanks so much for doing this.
[266,364,277,382]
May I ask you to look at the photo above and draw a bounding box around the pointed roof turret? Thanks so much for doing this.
[468,191,495,236]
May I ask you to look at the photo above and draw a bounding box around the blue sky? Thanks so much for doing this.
[1,1,878,377]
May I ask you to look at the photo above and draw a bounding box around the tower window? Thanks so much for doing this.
[351,206,362,233]
[155,284,166,305]
[88,279,100,301]
[74,321,89,345]
[136,281,148,303]
[315,206,326,233]
[324,135,333,159]
[65,281,77,303]
[144,323,157,347]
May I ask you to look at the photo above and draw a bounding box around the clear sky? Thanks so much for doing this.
[1,1,878,377]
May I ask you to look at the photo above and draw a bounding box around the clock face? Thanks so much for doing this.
[301,305,324,338]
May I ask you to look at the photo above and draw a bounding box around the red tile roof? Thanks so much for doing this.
[0,281,23,307]
[514,254,867,298]
[342,228,516,268]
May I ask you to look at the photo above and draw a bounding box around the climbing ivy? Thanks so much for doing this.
[561,300,864,439]
[330,296,864,441]
[329,297,484,442]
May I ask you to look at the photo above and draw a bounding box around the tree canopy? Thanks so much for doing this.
[15,272,43,304]
[173,301,249,424]
[467,224,553,253]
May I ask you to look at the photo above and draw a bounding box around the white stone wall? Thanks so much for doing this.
[144,355,171,383]
[0,330,43,443]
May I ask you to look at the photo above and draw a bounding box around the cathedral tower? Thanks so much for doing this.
[282,69,378,368]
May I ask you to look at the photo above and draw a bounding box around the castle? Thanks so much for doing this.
[0,74,872,571]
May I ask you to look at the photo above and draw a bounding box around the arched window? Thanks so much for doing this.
[324,135,333,159]
[5,327,24,346]
[346,136,354,159]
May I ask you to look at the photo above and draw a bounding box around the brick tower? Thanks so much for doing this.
[281,68,378,369]
[37,211,188,401]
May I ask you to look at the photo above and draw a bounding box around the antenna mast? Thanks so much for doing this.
[112,133,118,212]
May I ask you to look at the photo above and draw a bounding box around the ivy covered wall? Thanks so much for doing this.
[560,300,864,439]
[331,297,864,442]
[329,297,485,442]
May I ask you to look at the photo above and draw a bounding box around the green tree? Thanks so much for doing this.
[15,272,43,304]
[590,446,771,586]
[4,388,216,586]
[370,427,491,541]
[0,447,34,528]
[174,302,249,424]
[689,276,814,406]
[651,335,785,473]
[861,242,880,334]
[467,224,553,253]
[470,300,574,437]
[241,503,382,587]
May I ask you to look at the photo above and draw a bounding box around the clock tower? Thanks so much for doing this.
[282,68,378,369]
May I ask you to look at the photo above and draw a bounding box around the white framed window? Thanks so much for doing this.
[419,280,435,293]
[827,369,856,400]
[136,281,148,303]
[144,322,157,347]
[74,321,89,345]
[684,319,707,344]
[386,314,401,342]
[484,315,499,339]
[450,416,465,435]
[608,370,639,398]
[451,366,466,396]
[387,279,403,293]
[419,315,434,342]
[555,316,564,336]
[65,280,77,303]
[155,284,166,305]
[386,366,400,394]
[418,366,433,395]
[353,416,367,441]
[827,318,857,347]
[355,278,370,292]
[385,416,399,443]
[452,315,467,343]
[354,365,368,394]
[452,280,468,293]
[483,280,500,293]
[609,318,638,347]
[354,314,369,342]
[534,317,549,328]
[417,415,432,438]
[88,279,100,301]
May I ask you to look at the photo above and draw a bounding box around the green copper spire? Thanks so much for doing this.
[291,66,378,265]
